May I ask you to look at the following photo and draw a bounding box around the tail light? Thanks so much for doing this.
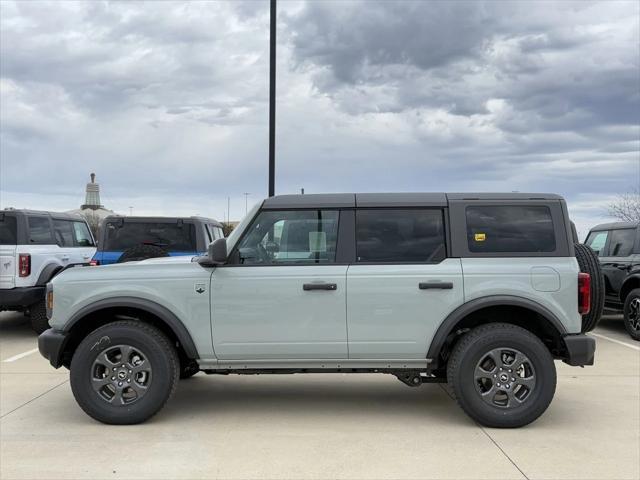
[578,272,591,315]
[89,259,100,266]
[18,254,31,277]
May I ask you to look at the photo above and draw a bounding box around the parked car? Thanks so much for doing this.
[0,209,95,333]
[39,193,602,427]
[585,221,640,340]
[92,216,223,265]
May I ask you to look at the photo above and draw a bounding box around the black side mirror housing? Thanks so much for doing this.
[199,238,227,267]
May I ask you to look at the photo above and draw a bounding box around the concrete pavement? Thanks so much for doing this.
[1,312,638,480]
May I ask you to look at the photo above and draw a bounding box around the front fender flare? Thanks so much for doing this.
[64,296,199,359]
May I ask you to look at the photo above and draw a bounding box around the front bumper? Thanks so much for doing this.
[562,334,596,366]
[38,328,69,368]
[0,286,45,309]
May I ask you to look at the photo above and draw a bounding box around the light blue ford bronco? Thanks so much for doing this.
[38,193,601,427]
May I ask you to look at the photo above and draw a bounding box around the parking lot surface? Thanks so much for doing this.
[0,312,638,480]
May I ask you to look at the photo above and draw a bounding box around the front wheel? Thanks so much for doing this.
[447,323,557,428]
[70,321,179,425]
[623,289,640,341]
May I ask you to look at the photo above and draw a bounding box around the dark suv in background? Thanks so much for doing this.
[92,216,223,265]
[585,222,640,340]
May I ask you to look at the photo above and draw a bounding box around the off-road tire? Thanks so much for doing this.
[447,323,557,428]
[70,321,179,425]
[29,299,49,334]
[117,244,169,263]
[574,243,605,332]
[623,288,640,341]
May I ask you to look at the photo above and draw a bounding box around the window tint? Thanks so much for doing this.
[608,229,635,257]
[356,209,445,263]
[236,210,339,265]
[466,206,556,253]
[28,217,52,244]
[585,231,608,255]
[103,222,196,251]
[0,216,17,245]
[73,221,94,247]
[53,219,74,247]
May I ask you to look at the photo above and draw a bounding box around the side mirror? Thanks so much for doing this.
[199,238,227,267]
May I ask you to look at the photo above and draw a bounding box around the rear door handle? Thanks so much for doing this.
[419,281,453,290]
[303,283,337,291]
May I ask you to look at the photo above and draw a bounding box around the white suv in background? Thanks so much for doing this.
[0,209,96,333]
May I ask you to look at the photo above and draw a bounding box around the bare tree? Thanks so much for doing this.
[608,188,640,222]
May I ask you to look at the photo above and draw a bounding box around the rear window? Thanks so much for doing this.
[466,206,556,253]
[28,217,53,244]
[0,216,17,245]
[53,219,75,247]
[103,222,196,251]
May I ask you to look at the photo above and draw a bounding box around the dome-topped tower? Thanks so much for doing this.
[81,173,103,210]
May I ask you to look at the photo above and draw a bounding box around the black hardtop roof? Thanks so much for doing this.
[0,208,86,221]
[103,215,221,226]
[589,221,639,231]
[262,192,564,209]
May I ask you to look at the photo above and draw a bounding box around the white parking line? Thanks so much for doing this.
[2,348,39,363]
[590,332,640,352]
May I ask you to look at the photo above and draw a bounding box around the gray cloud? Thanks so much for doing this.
[0,0,638,236]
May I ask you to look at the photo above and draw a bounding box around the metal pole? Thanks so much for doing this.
[227,196,230,224]
[244,193,250,214]
[268,0,276,197]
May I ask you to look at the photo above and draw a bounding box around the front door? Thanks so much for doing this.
[600,228,637,301]
[211,209,348,360]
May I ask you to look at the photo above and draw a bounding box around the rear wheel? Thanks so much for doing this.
[70,321,179,424]
[623,289,640,341]
[29,299,49,334]
[574,243,605,332]
[447,323,556,428]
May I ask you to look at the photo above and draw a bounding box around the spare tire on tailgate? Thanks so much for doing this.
[574,243,604,332]
[117,244,169,263]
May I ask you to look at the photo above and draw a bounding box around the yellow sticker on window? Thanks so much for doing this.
[474,233,486,242]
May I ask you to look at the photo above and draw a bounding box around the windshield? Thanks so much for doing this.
[226,202,261,252]
[103,221,196,251]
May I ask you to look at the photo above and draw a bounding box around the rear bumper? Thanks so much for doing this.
[563,334,596,366]
[0,286,44,309]
[38,328,69,368]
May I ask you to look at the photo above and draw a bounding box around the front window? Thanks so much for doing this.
[73,221,95,247]
[235,210,339,265]
[53,219,75,247]
[585,231,608,255]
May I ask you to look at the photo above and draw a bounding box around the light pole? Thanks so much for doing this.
[243,193,251,214]
[268,0,276,197]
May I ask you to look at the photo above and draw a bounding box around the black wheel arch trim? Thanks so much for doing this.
[36,263,64,286]
[64,297,199,359]
[426,295,568,362]
[621,274,640,301]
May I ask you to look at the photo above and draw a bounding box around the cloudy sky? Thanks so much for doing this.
[1,0,638,237]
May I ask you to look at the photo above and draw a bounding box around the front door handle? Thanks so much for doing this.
[419,281,453,290]
[303,283,337,291]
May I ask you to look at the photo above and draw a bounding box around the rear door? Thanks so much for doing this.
[600,228,637,299]
[346,208,464,359]
[0,214,17,289]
